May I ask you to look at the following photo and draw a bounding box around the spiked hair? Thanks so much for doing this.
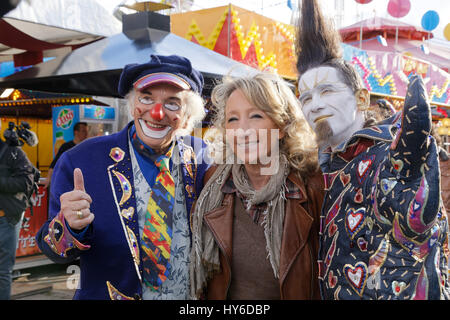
[296,0,365,94]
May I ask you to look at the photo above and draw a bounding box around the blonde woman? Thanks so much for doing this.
[190,72,324,300]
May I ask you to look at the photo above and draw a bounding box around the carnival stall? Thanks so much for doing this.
[0,0,121,262]
[170,4,449,128]
[0,4,258,263]
[344,0,450,145]
[0,91,113,259]
[171,5,297,80]
[341,43,449,111]
[339,15,449,110]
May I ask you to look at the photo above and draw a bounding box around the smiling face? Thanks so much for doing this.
[224,89,282,165]
[131,83,186,154]
[298,66,365,149]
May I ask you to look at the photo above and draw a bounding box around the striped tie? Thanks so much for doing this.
[141,153,175,290]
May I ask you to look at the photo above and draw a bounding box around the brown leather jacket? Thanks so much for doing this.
[202,169,324,300]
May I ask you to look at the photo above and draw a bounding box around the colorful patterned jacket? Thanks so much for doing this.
[36,122,211,299]
[318,75,450,300]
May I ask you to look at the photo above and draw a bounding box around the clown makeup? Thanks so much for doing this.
[298,66,365,150]
[138,119,171,139]
[132,83,186,153]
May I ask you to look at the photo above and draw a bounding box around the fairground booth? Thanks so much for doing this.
[0,1,257,265]
[170,3,449,147]
[0,0,121,264]
[1,0,449,266]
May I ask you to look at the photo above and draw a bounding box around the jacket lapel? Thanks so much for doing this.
[279,173,313,283]
[203,172,315,287]
[106,124,142,282]
[203,194,234,261]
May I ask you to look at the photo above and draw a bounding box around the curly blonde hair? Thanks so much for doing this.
[206,72,319,178]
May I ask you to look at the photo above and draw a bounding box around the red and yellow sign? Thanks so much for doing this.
[16,185,48,257]
[171,5,297,79]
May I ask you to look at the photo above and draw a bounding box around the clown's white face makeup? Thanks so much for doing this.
[132,83,186,154]
[298,66,365,150]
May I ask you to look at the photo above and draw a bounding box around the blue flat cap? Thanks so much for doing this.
[118,54,204,97]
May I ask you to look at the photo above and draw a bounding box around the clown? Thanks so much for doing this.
[296,0,449,300]
[36,55,212,300]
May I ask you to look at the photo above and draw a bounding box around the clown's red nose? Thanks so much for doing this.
[150,103,164,121]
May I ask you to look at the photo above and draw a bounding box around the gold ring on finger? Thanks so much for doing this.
[76,210,83,219]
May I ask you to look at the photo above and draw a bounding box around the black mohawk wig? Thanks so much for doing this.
[295,0,343,75]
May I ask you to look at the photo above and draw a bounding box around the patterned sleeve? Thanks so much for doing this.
[36,152,91,263]
[372,75,445,259]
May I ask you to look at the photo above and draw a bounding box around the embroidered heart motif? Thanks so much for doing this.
[344,262,368,297]
[358,160,370,177]
[381,178,397,195]
[356,155,375,184]
[328,220,337,237]
[121,207,135,220]
[185,184,194,197]
[390,158,404,173]
[354,188,363,203]
[357,237,368,252]
[346,208,366,239]
[340,172,351,187]
[347,210,364,231]
[392,281,406,296]
[328,270,337,289]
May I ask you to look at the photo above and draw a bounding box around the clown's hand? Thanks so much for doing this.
[60,168,95,231]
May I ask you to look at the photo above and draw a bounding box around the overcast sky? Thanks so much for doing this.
[97,0,449,41]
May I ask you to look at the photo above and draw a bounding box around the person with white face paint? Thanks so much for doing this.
[190,72,324,300]
[36,55,212,300]
[296,0,449,300]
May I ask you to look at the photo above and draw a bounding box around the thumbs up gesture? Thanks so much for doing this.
[60,168,95,230]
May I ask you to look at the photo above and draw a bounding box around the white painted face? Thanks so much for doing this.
[298,66,364,149]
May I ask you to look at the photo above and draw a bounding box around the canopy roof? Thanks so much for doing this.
[4,0,121,37]
[339,16,449,72]
[339,16,432,42]
[0,0,121,65]
[355,37,449,72]
[0,25,259,97]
